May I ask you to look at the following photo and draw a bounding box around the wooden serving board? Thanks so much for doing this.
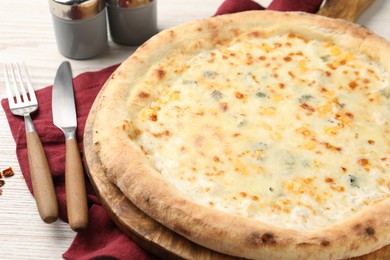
[83,1,390,259]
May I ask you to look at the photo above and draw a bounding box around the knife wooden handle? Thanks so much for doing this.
[317,0,375,22]
[26,131,58,223]
[65,137,89,232]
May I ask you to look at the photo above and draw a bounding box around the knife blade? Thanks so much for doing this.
[52,61,88,231]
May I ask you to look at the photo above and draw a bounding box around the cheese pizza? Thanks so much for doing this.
[93,11,390,259]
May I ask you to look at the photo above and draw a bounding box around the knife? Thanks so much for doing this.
[52,61,88,231]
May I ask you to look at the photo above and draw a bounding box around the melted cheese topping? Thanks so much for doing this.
[126,33,390,231]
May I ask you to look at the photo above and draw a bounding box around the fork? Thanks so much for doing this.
[4,63,58,223]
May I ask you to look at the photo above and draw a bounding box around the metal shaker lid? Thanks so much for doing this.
[49,0,105,20]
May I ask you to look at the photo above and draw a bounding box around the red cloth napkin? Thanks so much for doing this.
[2,1,323,259]
[214,0,323,15]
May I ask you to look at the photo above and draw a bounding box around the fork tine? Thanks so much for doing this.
[21,63,37,103]
[15,63,30,103]
[3,64,16,106]
[3,64,14,105]
[8,63,22,104]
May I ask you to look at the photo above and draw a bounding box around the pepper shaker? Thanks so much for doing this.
[106,0,158,46]
[49,0,108,59]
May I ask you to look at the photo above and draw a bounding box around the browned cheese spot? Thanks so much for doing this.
[327,63,337,70]
[239,192,247,198]
[349,81,358,89]
[297,242,311,247]
[246,231,276,246]
[322,142,342,152]
[138,91,150,99]
[357,158,369,166]
[248,31,264,38]
[353,224,376,238]
[365,227,375,236]
[321,240,330,247]
[155,69,166,81]
[353,223,362,231]
[149,113,158,122]
[143,194,151,204]
[300,103,315,112]
[235,91,245,99]
[261,232,276,244]
[325,177,334,183]
[219,102,229,112]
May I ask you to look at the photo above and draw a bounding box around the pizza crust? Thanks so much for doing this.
[93,11,390,259]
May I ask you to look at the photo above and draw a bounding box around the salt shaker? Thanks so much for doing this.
[106,0,158,46]
[49,0,108,59]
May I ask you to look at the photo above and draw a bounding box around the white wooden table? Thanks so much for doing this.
[0,1,389,259]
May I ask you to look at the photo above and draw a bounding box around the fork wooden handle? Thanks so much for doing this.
[26,131,58,223]
[65,137,89,232]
